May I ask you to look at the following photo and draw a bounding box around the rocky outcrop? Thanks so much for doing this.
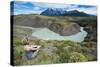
[61,23,80,36]
[48,22,80,36]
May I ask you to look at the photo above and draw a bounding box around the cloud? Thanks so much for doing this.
[33,2,78,8]
[66,6,97,15]
[12,1,97,15]
[77,7,97,15]
[33,2,97,15]
[12,1,43,15]
[14,8,42,15]
[34,7,40,10]
[63,7,97,15]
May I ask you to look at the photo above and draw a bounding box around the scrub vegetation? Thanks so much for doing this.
[12,14,97,66]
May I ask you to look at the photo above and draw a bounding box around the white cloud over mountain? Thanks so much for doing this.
[12,1,97,15]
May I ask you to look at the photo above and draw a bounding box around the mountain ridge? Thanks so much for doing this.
[40,8,91,16]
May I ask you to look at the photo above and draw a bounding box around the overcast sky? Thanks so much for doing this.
[11,1,97,15]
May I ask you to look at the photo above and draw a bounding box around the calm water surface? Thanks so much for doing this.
[32,27,87,42]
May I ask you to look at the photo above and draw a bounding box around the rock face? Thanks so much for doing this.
[13,14,80,36]
[48,22,80,36]
[61,23,80,36]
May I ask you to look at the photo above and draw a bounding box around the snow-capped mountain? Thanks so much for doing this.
[40,8,90,16]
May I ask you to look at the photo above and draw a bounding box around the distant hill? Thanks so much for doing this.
[12,14,81,36]
[12,13,96,36]
[40,8,90,16]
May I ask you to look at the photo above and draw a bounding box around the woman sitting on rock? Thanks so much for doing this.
[23,44,41,60]
[22,35,41,60]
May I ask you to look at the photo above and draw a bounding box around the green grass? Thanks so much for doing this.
[13,39,97,66]
[12,14,97,65]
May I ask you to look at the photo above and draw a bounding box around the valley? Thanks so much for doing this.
[12,14,97,65]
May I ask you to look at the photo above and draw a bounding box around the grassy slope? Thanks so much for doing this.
[13,14,97,66]
[13,14,76,27]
